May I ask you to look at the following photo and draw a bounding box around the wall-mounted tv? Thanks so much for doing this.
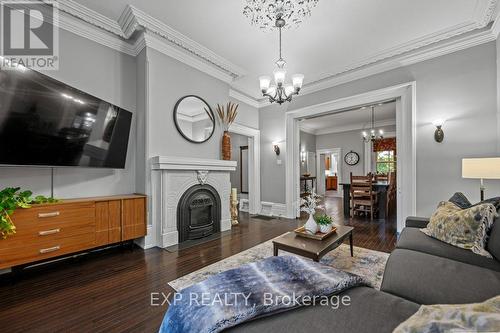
[0,66,132,168]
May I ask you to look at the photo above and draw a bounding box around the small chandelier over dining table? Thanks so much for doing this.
[362,105,384,143]
[258,14,304,105]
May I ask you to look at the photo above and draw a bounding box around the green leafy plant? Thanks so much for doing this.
[315,213,333,226]
[0,187,58,239]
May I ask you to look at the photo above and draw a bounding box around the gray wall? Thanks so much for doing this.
[260,107,287,203]
[146,49,259,159]
[260,42,500,216]
[299,131,316,175]
[0,29,137,198]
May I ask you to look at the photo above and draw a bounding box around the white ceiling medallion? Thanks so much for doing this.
[243,0,319,31]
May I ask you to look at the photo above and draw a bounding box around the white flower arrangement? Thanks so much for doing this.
[300,190,322,216]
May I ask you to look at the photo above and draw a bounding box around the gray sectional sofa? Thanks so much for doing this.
[228,216,500,333]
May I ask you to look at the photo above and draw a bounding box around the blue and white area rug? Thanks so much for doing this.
[168,236,389,291]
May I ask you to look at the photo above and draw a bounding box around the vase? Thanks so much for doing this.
[304,214,318,235]
[319,224,333,234]
[222,131,231,160]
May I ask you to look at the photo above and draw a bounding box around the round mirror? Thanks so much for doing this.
[173,95,215,143]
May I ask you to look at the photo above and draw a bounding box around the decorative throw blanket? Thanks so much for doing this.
[159,255,367,333]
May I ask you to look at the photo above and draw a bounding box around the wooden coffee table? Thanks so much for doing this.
[273,225,354,262]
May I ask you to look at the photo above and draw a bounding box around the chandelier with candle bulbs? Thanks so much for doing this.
[362,106,384,143]
[257,14,304,105]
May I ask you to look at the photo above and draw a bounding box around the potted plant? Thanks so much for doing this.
[215,102,239,160]
[0,187,58,239]
[300,190,322,234]
[315,214,333,234]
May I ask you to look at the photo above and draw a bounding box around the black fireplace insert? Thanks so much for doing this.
[177,184,221,243]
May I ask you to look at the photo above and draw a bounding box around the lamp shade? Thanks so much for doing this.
[462,158,500,179]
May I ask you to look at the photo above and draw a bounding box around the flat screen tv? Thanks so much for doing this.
[0,66,132,168]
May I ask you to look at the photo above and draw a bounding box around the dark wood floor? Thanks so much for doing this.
[0,196,396,333]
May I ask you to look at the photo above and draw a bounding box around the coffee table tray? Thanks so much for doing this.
[294,226,337,240]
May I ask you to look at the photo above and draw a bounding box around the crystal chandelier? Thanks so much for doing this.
[258,15,304,105]
[243,0,319,31]
[362,106,384,142]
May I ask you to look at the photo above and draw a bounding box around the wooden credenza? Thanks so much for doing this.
[0,194,146,269]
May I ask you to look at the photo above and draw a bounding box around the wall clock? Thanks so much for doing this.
[344,151,360,166]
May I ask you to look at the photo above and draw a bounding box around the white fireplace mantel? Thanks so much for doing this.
[150,156,236,248]
[151,156,237,171]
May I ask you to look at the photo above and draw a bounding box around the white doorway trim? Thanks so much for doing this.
[286,82,416,232]
[230,123,261,215]
[316,148,342,197]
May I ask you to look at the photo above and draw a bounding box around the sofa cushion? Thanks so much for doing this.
[381,249,500,305]
[422,201,497,258]
[227,287,419,333]
[397,228,500,272]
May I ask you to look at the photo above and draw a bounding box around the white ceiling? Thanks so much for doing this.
[300,101,396,135]
[74,0,498,99]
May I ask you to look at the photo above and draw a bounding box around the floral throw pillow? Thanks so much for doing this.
[421,201,497,258]
[393,295,500,333]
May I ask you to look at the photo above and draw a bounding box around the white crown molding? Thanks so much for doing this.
[48,0,124,37]
[36,0,499,104]
[46,1,246,82]
[476,0,499,27]
[229,89,260,108]
[298,123,316,135]
[137,32,235,83]
[314,119,397,136]
[254,18,499,107]
[118,5,247,79]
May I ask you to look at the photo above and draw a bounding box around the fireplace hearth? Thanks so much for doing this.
[177,184,221,243]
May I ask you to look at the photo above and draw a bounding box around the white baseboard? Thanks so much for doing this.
[135,225,155,249]
[260,201,287,218]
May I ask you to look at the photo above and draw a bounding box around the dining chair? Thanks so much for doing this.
[350,172,378,220]
[386,172,397,216]
[375,173,389,182]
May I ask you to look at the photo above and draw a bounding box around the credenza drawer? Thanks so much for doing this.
[0,223,95,250]
[10,202,95,230]
[12,202,95,229]
[0,232,96,268]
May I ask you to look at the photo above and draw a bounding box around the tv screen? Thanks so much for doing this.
[0,66,132,168]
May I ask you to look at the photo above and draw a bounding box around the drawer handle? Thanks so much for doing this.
[38,212,60,218]
[39,245,60,254]
[38,228,60,236]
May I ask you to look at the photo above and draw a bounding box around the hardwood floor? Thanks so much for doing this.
[0,197,396,333]
[321,193,398,253]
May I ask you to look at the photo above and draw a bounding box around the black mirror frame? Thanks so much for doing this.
[173,95,215,144]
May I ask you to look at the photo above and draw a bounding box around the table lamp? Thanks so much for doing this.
[462,158,500,201]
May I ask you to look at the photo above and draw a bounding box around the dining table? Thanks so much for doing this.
[340,181,390,218]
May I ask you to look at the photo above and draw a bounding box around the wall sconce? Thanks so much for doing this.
[432,119,445,143]
[300,151,306,163]
[273,144,280,156]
